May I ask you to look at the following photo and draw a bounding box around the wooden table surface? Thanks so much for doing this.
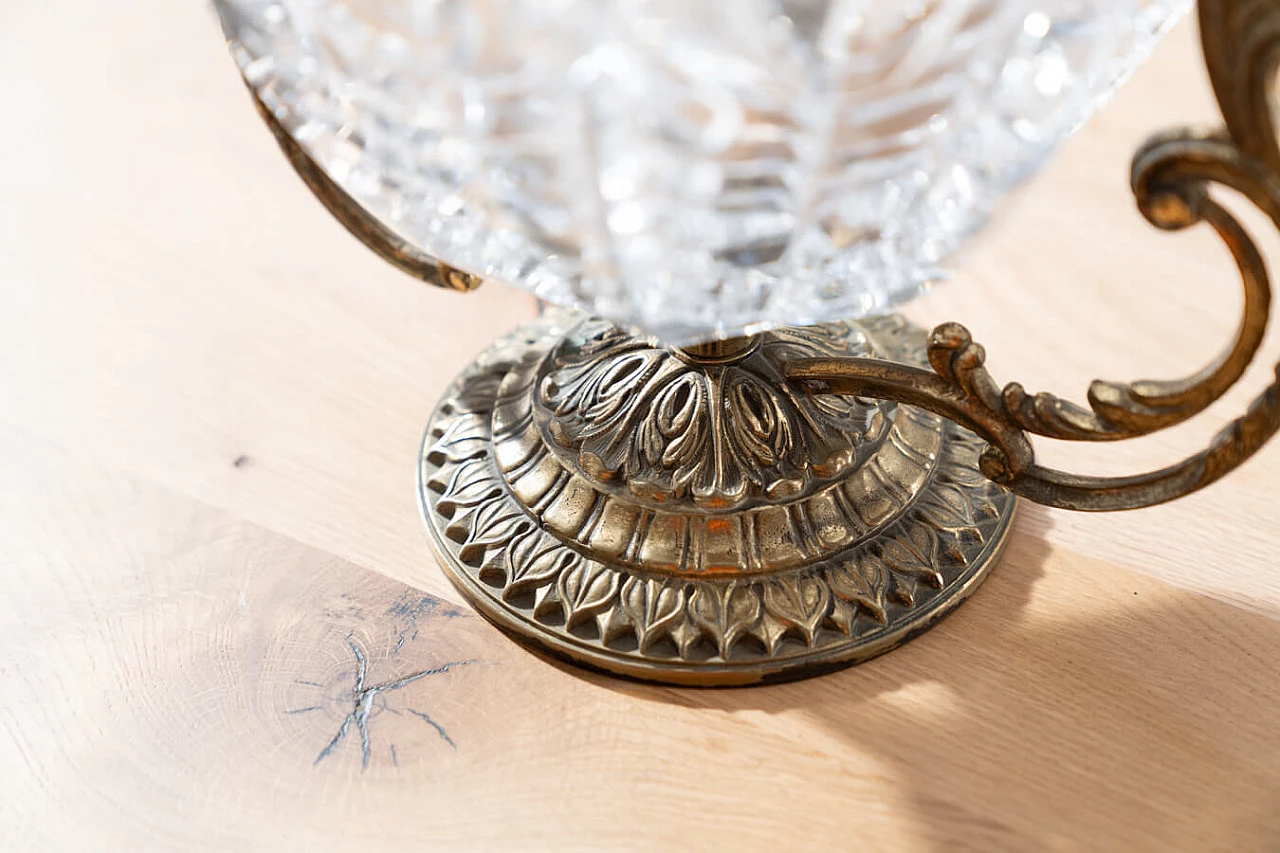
[3,3,1279,850]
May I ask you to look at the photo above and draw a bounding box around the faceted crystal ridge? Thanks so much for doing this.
[218,0,1191,345]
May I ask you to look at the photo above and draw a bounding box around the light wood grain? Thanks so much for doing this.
[1,3,1278,851]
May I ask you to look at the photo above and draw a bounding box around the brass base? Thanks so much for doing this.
[419,312,1016,686]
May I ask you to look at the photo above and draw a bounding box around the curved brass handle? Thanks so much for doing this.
[789,0,1280,512]
[245,86,483,293]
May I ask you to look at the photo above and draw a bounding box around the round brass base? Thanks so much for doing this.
[419,312,1016,686]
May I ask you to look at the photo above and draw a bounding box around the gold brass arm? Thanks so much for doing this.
[789,0,1280,512]
[247,86,482,293]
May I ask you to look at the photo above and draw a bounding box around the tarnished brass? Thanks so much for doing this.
[235,0,1280,683]
[789,0,1280,512]
[420,312,1015,685]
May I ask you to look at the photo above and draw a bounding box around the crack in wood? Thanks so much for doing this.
[312,635,475,769]
[408,708,457,750]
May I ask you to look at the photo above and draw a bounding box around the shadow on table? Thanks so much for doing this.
[600,504,1280,849]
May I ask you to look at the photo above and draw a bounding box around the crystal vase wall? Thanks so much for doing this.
[219,0,1190,344]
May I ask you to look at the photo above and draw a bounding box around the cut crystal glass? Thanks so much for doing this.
[216,0,1191,345]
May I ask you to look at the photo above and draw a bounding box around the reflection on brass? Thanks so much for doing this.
[789,0,1280,512]
[676,334,762,365]
[238,0,1280,683]
[248,87,482,293]
[420,312,1015,685]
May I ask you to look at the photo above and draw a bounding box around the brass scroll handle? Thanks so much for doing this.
[246,86,483,294]
[789,0,1280,512]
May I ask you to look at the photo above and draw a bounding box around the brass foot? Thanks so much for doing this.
[420,312,1016,686]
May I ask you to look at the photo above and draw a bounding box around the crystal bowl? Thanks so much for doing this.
[216,0,1190,345]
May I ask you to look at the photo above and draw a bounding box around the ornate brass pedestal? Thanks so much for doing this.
[420,313,1015,685]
